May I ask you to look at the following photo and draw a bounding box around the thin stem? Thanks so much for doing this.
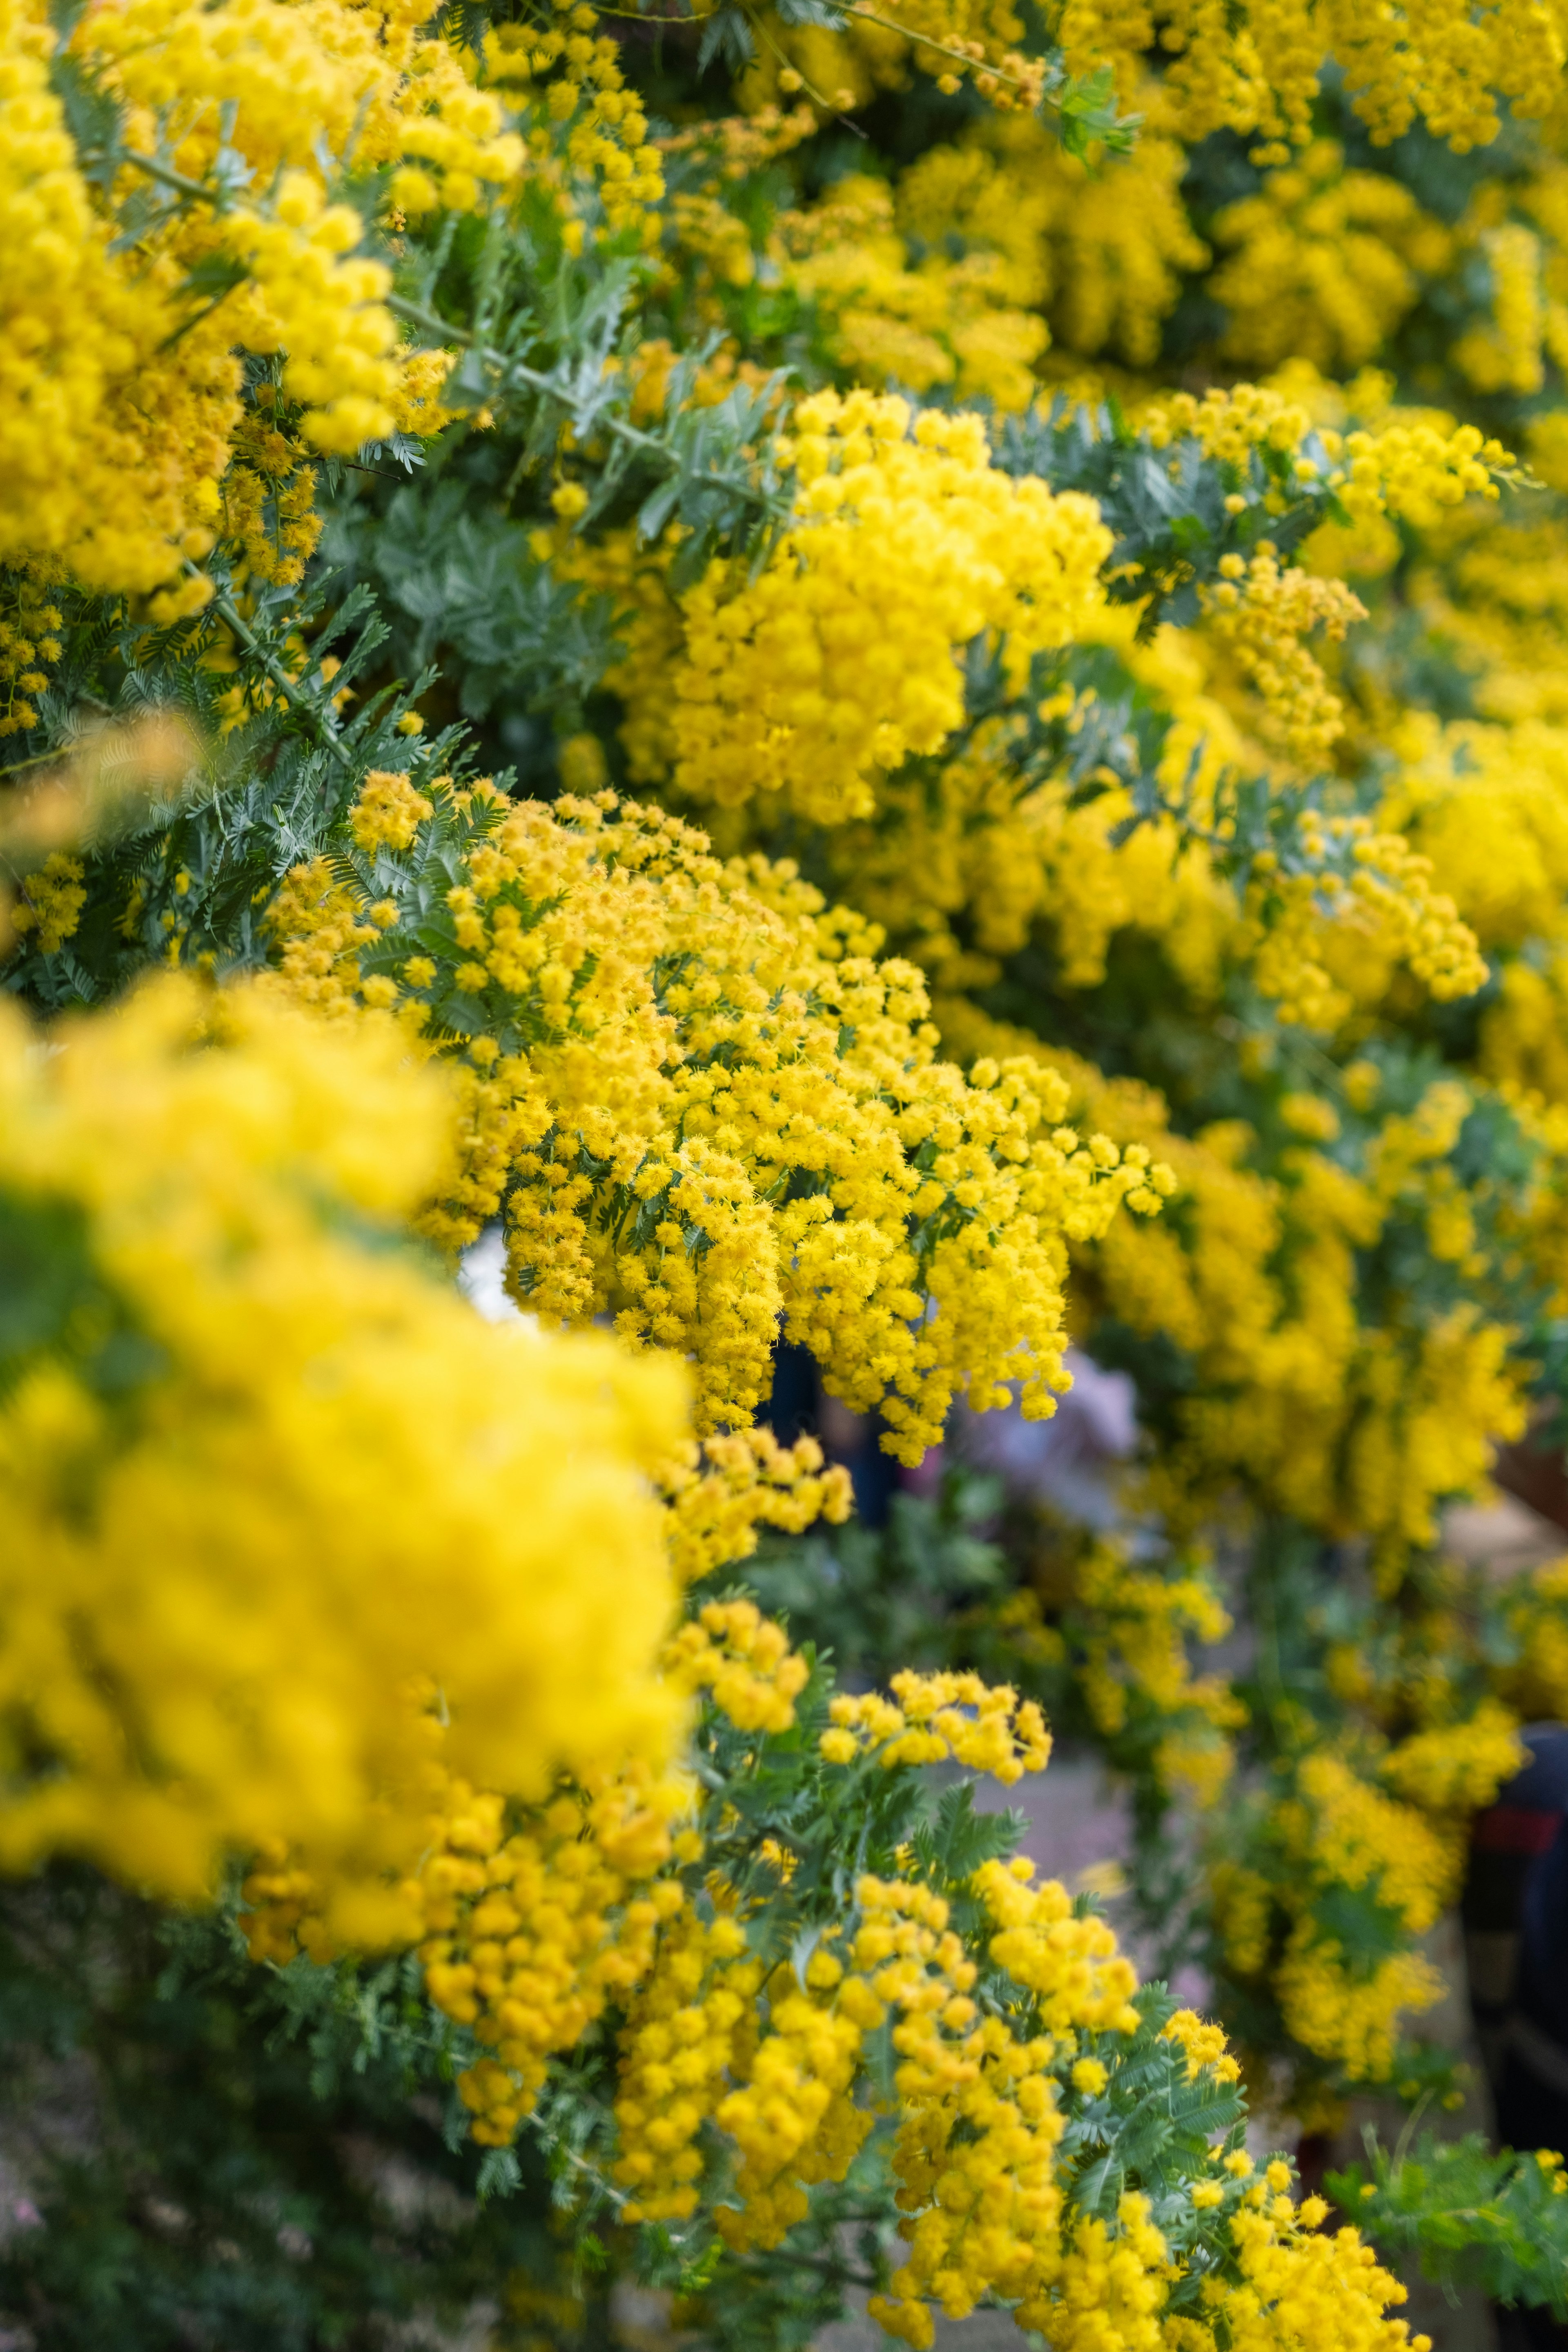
[843,3,1047,97]
[199,575,354,768]
[385,294,773,503]
[589,0,1058,100]
[0,746,73,783]
[117,148,218,205]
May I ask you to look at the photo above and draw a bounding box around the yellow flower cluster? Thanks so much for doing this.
[1070,1542,1243,1809]
[0,976,686,1908]
[648,390,1111,824]
[86,0,518,204]
[1245,815,1490,1031]
[820,1670,1052,1782]
[871,1860,1145,2346]
[0,563,63,737]
[611,1902,761,2221]
[1162,2007,1242,2082]
[972,114,1209,371]
[772,170,1049,413]
[615,1846,1176,2334]
[218,173,403,457]
[0,0,674,597]
[1454,220,1551,395]
[218,409,323,589]
[1379,1702,1525,1815]
[1056,0,1562,158]
[246,1743,693,2143]
[1204,2197,1422,2352]
[664,1600,811,1735]
[804,647,1238,997]
[1267,1754,1457,2081]
[1142,384,1508,532]
[1203,546,1365,765]
[9,849,85,956]
[733,109,1202,404]
[659,1429,854,1585]
[423,1774,687,2146]
[934,1004,1529,1563]
[483,14,663,238]
[752,554,1484,1044]
[0,0,239,597]
[268,775,1169,1460]
[1207,143,1450,372]
[733,0,1044,119]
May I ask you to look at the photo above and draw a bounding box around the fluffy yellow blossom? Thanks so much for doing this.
[824,1669,1052,1781]
[1208,144,1450,373]
[644,390,1111,824]
[0,0,657,593]
[0,564,65,738]
[664,1601,811,1734]
[933,1004,1528,1563]
[1143,384,1508,532]
[0,977,685,1907]
[659,1429,853,1584]
[1056,0,1563,158]
[1203,548,1365,766]
[613,1904,761,2220]
[1161,2008,1241,2082]
[9,850,85,956]
[1071,1542,1243,1808]
[267,777,1165,1460]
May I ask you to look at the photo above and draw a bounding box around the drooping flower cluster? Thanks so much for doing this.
[608,389,1112,824]
[267,774,1173,1459]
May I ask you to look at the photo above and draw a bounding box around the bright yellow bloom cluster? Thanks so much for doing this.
[1379,1702,1525,1814]
[820,1670,1052,1782]
[616,1848,1172,2334]
[1,0,239,597]
[643,389,1111,824]
[768,579,1484,1042]
[731,0,1045,119]
[1245,813,1490,1029]
[872,1860,1143,2346]
[771,170,1049,412]
[0,0,672,596]
[218,410,323,589]
[218,172,404,457]
[1143,384,1508,531]
[1070,1543,1243,1809]
[1056,0,1563,158]
[9,850,85,956]
[1267,1754,1457,2081]
[0,976,685,1906]
[664,1600,811,1734]
[1203,548,1365,765]
[249,1743,696,2149]
[423,1775,687,2147]
[1162,2008,1242,2082]
[748,111,1205,400]
[934,1004,1530,1564]
[483,14,664,237]
[0,563,64,737]
[613,1902,762,2220]
[268,775,1168,1460]
[247,1600,813,2145]
[1198,2198,1423,2352]
[1207,143,1450,372]
[658,1429,854,1585]
[971,113,1208,370]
